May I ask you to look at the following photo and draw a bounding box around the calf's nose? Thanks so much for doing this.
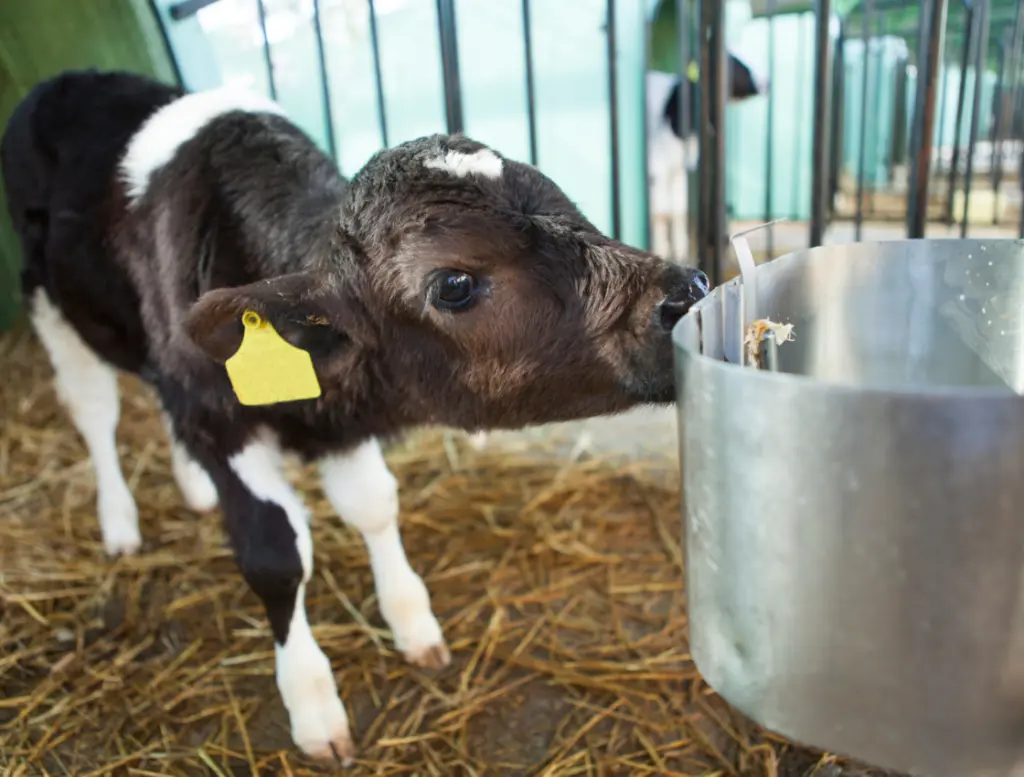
[657,269,709,332]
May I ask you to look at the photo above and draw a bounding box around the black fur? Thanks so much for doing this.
[3,70,183,373]
[662,52,764,140]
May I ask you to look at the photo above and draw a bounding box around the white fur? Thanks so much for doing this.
[424,148,503,180]
[29,288,141,556]
[120,87,286,201]
[228,430,312,579]
[229,431,352,761]
[319,439,447,665]
[646,71,695,263]
[467,431,490,451]
[276,586,353,763]
[161,414,219,512]
[648,123,690,261]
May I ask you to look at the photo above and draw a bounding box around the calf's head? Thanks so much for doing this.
[187,134,708,430]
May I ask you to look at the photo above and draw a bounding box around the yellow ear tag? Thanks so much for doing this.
[686,61,699,83]
[225,310,322,406]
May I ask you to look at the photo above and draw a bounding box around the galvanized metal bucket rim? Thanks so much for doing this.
[674,237,1024,402]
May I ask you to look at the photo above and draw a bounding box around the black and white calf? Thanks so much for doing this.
[646,52,768,261]
[1,69,708,762]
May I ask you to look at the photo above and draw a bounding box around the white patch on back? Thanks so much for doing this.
[228,428,313,580]
[29,288,141,556]
[424,148,503,180]
[120,87,286,201]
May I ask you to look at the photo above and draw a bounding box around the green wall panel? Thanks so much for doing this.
[0,0,177,331]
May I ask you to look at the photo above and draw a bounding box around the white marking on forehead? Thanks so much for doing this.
[424,148,503,180]
[121,87,287,201]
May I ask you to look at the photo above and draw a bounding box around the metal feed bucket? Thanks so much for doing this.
[673,238,1024,777]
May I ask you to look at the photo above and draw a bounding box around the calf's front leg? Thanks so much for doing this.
[319,439,449,668]
[209,431,354,763]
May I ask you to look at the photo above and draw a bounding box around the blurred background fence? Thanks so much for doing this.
[0,0,1021,326]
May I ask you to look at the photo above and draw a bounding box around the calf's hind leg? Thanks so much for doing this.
[319,438,449,668]
[28,288,141,556]
[161,413,219,512]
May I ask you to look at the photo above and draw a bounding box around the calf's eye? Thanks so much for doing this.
[432,271,478,311]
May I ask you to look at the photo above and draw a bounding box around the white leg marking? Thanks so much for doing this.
[319,439,449,668]
[161,414,218,512]
[467,431,490,451]
[229,431,353,761]
[29,289,141,556]
[276,585,354,763]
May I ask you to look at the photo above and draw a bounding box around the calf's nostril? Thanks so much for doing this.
[657,274,708,332]
[657,298,692,332]
[689,270,710,297]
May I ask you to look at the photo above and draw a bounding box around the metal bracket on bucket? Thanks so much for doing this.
[729,219,791,370]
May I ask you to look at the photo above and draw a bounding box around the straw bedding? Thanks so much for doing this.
[0,323,901,777]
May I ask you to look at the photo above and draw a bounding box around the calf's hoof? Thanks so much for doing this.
[291,699,356,767]
[281,654,356,766]
[301,734,356,767]
[405,641,452,670]
[99,491,143,557]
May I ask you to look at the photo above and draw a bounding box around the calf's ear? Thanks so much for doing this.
[185,271,369,363]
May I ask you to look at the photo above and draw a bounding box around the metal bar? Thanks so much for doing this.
[641,3,652,252]
[1018,81,1024,237]
[792,14,809,218]
[696,0,726,285]
[988,37,1006,224]
[855,0,873,240]
[676,0,691,162]
[255,0,277,101]
[906,0,948,238]
[521,0,538,166]
[809,0,833,247]
[1015,61,1024,141]
[994,2,1024,222]
[1016,62,1024,140]
[1020,109,1024,237]
[888,57,905,184]
[961,0,989,238]
[868,12,886,219]
[148,0,185,87]
[605,0,621,240]
[1020,154,1024,237]
[934,44,949,180]
[765,0,776,255]
[946,2,975,224]
[311,0,338,163]
[436,0,465,135]
[169,0,222,21]
[828,20,845,220]
[676,0,697,259]
[367,0,390,148]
